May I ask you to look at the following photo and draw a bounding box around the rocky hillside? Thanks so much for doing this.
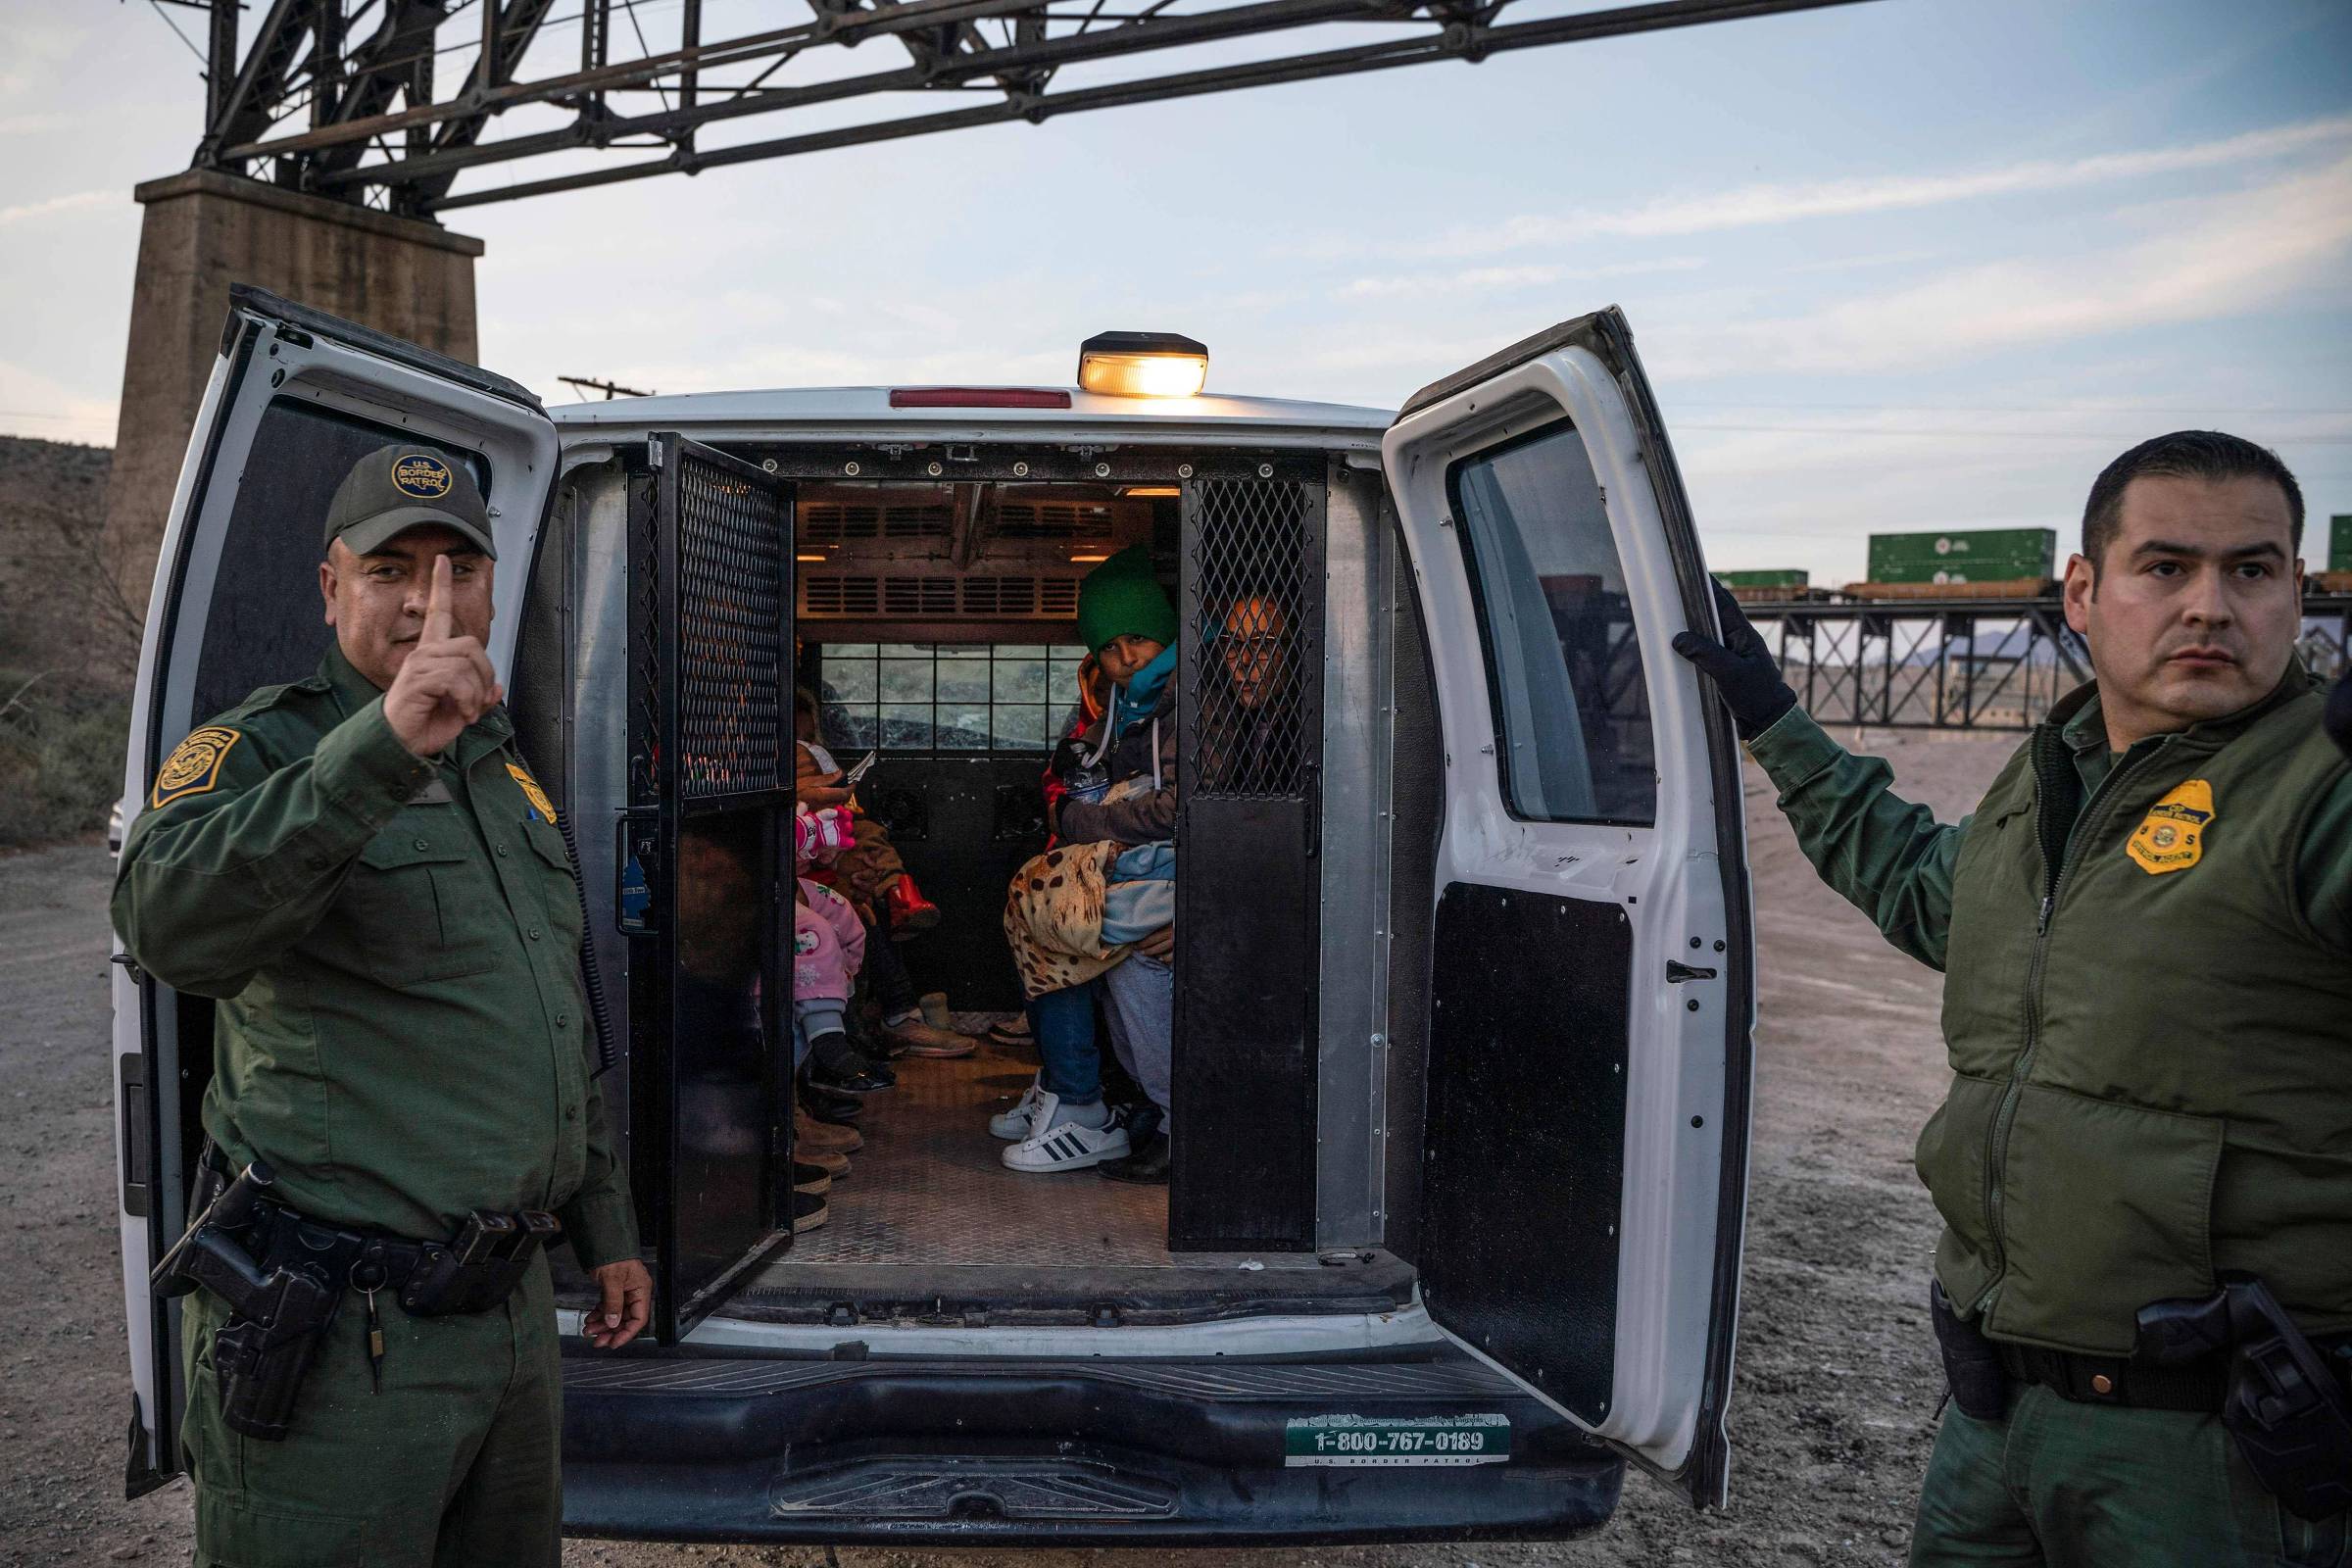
[0,435,133,849]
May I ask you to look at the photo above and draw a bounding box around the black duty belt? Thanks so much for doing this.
[245,1197,561,1318]
[1999,1336,2352,1413]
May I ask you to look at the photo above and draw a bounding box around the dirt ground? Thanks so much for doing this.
[0,729,2019,1568]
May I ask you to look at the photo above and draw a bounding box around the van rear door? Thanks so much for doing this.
[113,286,560,1494]
[626,433,797,1344]
[1379,309,1755,1506]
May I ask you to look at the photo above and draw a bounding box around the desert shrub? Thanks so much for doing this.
[0,668,131,851]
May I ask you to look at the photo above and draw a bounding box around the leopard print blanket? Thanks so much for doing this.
[1002,838,1131,1001]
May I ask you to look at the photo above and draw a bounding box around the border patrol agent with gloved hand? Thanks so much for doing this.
[1676,431,2352,1566]
[114,444,653,1567]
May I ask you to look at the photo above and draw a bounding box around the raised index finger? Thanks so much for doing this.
[422,554,454,642]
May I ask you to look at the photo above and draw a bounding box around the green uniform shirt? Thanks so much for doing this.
[1745,697,2352,968]
[113,646,638,1270]
[1749,679,2352,1351]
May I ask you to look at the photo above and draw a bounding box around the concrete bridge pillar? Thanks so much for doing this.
[102,171,484,616]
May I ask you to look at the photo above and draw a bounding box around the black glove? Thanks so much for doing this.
[2327,667,2351,761]
[1671,578,1798,741]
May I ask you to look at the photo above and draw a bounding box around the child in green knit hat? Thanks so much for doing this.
[1074,544,1179,662]
[993,545,1180,1182]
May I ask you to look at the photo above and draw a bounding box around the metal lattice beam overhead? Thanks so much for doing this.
[182,0,1878,216]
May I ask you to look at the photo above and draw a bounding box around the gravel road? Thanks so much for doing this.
[0,730,2017,1568]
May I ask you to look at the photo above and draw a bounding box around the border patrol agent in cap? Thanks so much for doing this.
[115,442,652,1567]
[1677,431,2352,1565]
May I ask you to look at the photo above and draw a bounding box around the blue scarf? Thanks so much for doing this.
[1110,644,1178,741]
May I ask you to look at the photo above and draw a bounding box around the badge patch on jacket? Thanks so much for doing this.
[507,760,558,824]
[151,725,241,808]
[2127,778,2212,875]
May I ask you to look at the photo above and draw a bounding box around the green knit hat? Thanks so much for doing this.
[1074,545,1178,655]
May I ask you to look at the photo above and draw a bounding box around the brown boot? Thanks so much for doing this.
[881,1016,978,1058]
[798,1147,850,1176]
[796,1106,863,1154]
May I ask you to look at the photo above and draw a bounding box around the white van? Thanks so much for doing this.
[113,286,1755,1544]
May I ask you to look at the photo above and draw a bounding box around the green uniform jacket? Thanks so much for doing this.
[1750,670,2352,1354]
[113,645,638,1270]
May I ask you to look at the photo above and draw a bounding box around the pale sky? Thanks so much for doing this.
[4,0,2349,583]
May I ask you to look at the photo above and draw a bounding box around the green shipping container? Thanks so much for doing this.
[1712,568,1810,588]
[1867,528,2056,584]
[2331,514,2351,571]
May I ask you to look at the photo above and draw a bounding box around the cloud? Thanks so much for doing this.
[0,357,120,446]
[0,14,85,103]
[0,190,115,225]
[1397,114,2352,259]
[1647,154,2352,379]
[1338,256,1705,301]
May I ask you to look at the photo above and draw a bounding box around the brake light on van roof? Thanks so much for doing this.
[1077,331,1208,399]
[888,387,1073,409]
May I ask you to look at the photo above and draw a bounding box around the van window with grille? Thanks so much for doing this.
[816,643,1089,754]
[1447,422,1655,825]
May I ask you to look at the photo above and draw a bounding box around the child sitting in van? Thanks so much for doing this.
[795,690,975,1059]
[794,804,891,1092]
[995,546,1177,1182]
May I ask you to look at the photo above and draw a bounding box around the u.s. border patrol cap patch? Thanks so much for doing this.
[2127,778,2213,875]
[390,453,454,499]
[323,444,497,560]
[151,726,242,808]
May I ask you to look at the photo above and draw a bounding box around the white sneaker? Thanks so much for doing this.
[989,1078,1047,1141]
[1002,1095,1130,1173]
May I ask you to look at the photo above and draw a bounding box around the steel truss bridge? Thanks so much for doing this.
[1739,592,2352,733]
[161,0,1869,216]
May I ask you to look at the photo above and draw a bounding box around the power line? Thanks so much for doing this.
[1670,401,2352,416]
[1677,423,2352,443]
[141,0,210,68]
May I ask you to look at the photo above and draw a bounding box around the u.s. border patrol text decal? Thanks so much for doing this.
[391,453,454,499]
[1284,1413,1510,1467]
[151,726,242,808]
[2128,778,2213,875]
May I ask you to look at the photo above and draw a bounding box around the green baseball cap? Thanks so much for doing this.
[322,444,497,560]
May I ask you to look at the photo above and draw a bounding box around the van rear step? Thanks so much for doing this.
[722,1251,1418,1327]
[561,1346,1621,1544]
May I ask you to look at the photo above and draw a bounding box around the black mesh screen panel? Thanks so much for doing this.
[673,457,788,801]
[1187,479,1316,799]
[630,436,795,1342]
[1171,474,1325,1251]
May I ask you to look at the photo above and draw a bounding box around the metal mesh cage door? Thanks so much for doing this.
[1170,471,1326,1251]
[629,433,797,1343]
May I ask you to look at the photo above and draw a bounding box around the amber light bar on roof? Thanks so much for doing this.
[888,387,1073,409]
[1077,331,1208,398]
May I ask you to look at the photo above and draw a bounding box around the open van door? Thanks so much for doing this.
[624,432,797,1344]
[114,287,561,1494]
[1380,309,1755,1506]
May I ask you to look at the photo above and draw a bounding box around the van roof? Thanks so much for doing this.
[548,385,1395,450]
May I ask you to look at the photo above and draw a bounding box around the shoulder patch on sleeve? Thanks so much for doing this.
[151,726,243,808]
[506,760,558,824]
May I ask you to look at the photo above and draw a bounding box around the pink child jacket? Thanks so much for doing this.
[793,877,865,1002]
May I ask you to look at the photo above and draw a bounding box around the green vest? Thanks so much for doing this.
[1923,673,2352,1354]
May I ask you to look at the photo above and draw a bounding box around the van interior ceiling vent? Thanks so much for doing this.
[800,574,1081,621]
[789,481,1155,621]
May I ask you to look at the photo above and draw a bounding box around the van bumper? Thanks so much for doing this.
[560,1346,1623,1545]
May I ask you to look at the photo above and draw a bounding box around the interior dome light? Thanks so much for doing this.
[1077,331,1208,398]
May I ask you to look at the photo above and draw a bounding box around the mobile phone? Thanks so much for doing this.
[842,751,878,789]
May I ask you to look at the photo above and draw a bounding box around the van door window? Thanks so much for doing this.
[1447,420,1655,825]
[193,399,488,721]
[816,642,1089,754]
